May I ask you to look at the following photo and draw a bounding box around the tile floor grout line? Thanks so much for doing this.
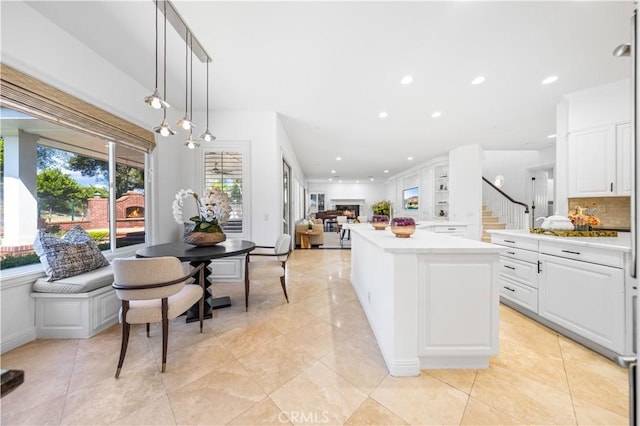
[557,334,580,426]
[59,340,81,425]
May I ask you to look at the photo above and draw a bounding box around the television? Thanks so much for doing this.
[403,187,419,210]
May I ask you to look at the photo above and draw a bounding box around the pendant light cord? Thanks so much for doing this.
[206,60,210,128]
[184,28,188,115]
[154,0,158,89]
[162,0,168,119]
[189,33,194,120]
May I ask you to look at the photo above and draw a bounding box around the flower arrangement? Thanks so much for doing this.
[568,205,601,230]
[173,188,232,234]
[307,219,314,230]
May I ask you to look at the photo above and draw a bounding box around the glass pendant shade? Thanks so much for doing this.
[200,130,216,141]
[184,133,200,149]
[145,89,169,109]
[154,118,176,137]
[177,115,195,130]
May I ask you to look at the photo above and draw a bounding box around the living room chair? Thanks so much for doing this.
[111,257,205,378]
[244,234,291,311]
[336,215,348,233]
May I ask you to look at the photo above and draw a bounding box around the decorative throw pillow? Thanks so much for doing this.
[34,226,110,281]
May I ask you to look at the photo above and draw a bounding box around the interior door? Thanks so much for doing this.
[282,159,292,238]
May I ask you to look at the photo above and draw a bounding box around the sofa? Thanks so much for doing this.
[295,219,324,247]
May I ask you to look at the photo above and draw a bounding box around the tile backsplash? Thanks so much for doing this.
[568,197,630,229]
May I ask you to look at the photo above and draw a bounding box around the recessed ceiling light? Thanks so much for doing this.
[547,134,556,139]
[431,111,442,118]
[356,180,360,183]
[339,180,343,183]
[542,75,559,85]
[407,156,413,160]
[378,112,388,119]
[401,75,413,85]
[328,178,332,181]
[471,76,485,85]
[384,170,389,173]
[331,170,336,173]
[370,177,375,181]
[336,157,342,161]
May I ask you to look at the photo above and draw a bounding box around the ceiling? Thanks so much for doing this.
[23,1,636,182]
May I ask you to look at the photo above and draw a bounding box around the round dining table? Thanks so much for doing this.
[135,239,256,322]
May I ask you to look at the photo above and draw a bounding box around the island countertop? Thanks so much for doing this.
[348,223,504,254]
[489,229,631,253]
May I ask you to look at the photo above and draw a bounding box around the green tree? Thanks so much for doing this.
[37,168,81,222]
[37,145,71,170]
[67,155,143,198]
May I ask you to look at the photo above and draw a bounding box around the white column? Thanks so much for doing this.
[3,130,38,246]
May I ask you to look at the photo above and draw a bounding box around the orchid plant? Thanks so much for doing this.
[173,188,232,233]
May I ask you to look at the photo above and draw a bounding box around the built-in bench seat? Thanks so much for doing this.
[31,265,119,339]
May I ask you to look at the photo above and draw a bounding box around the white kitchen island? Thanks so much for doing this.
[348,223,504,376]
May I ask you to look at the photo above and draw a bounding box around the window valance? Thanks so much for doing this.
[0,63,155,152]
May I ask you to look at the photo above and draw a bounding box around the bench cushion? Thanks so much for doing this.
[33,265,113,293]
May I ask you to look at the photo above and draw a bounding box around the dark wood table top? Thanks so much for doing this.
[136,240,256,262]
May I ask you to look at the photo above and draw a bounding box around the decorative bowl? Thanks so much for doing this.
[184,231,226,246]
[371,214,389,230]
[390,217,416,238]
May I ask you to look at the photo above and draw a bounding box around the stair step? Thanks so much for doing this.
[483,222,506,230]
[482,216,499,223]
[482,210,493,216]
[481,236,492,243]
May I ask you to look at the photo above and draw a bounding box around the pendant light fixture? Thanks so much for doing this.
[153,0,175,137]
[184,129,200,149]
[144,0,169,110]
[200,59,216,142]
[177,31,196,131]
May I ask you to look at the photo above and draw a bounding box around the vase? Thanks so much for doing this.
[390,217,416,238]
[371,214,389,230]
[184,231,226,246]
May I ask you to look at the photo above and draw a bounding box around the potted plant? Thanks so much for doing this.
[371,200,391,217]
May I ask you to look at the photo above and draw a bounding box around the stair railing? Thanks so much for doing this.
[482,177,530,230]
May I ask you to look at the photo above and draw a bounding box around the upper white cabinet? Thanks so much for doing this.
[567,123,630,197]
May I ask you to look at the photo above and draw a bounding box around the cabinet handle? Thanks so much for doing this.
[503,286,516,292]
[538,261,542,273]
[561,249,581,255]
[504,265,516,270]
[507,251,516,255]
[504,240,516,244]
[447,228,456,231]
[611,182,614,192]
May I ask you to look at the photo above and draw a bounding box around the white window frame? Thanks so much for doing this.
[198,141,251,241]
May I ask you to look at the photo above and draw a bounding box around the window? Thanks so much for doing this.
[203,149,247,236]
[1,109,148,269]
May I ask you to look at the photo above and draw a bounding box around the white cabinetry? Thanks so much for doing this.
[491,231,631,357]
[492,235,539,313]
[434,165,449,218]
[567,123,630,197]
[539,250,625,354]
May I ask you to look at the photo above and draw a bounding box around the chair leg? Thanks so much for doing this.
[161,298,169,373]
[280,276,289,303]
[146,323,150,337]
[244,255,250,311]
[115,301,130,379]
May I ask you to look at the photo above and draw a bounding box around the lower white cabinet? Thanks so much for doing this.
[538,253,625,354]
[499,274,538,313]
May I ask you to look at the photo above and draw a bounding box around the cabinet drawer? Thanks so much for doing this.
[491,234,538,252]
[539,240,623,269]
[500,246,538,264]
[433,225,466,233]
[500,275,538,313]
[499,257,538,288]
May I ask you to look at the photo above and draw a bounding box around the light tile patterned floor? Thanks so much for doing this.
[1,249,630,425]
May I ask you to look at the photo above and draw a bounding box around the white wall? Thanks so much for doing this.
[307,182,387,219]
[482,148,556,204]
[567,79,630,132]
[450,144,482,240]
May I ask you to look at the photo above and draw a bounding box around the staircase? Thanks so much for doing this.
[482,206,506,242]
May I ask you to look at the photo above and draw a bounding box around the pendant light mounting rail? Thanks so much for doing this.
[157,0,211,64]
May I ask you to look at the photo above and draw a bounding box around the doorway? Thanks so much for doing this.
[527,166,555,228]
